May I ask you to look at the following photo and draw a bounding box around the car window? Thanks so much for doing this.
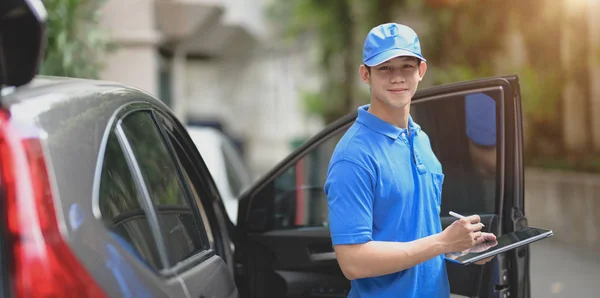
[272,128,347,229]
[98,133,164,270]
[411,90,499,214]
[162,120,232,260]
[167,130,216,250]
[268,90,500,230]
[120,111,208,267]
[181,167,214,248]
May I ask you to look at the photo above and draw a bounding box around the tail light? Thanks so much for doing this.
[0,110,108,297]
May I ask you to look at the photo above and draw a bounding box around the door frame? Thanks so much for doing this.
[236,75,527,298]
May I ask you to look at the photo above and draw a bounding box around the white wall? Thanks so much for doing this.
[99,0,324,177]
[525,168,600,251]
[99,0,161,95]
[181,0,325,177]
[196,0,268,36]
[186,45,324,177]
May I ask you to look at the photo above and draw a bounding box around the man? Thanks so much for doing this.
[324,23,496,297]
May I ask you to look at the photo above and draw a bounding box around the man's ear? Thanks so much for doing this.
[418,62,427,81]
[359,64,370,84]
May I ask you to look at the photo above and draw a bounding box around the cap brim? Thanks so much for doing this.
[364,49,426,67]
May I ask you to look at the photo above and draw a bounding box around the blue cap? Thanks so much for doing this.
[465,93,497,146]
[363,23,425,67]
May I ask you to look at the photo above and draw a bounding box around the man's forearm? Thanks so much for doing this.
[335,233,449,280]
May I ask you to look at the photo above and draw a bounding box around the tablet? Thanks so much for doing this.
[444,227,553,265]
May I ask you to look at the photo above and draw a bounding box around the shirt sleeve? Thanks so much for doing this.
[324,159,375,246]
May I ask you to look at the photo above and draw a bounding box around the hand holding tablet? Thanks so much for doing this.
[445,226,553,265]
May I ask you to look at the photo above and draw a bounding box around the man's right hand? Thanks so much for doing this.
[440,215,485,253]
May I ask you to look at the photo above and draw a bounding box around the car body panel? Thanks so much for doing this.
[1,77,236,298]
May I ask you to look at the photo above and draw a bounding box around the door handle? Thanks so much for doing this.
[309,251,336,261]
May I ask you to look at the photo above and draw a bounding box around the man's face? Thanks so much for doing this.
[360,56,427,109]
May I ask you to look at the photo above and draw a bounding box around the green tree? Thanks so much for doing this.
[267,0,408,124]
[271,0,596,170]
[40,0,113,78]
[418,0,513,84]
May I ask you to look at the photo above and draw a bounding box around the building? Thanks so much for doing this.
[99,0,324,177]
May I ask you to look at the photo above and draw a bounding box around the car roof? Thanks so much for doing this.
[1,75,171,135]
[2,75,163,109]
[1,75,173,227]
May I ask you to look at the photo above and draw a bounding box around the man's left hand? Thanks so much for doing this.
[474,232,497,265]
[474,256,494,265]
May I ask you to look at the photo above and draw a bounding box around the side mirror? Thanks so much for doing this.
[0,0,47,88]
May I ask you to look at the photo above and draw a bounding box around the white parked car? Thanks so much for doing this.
[186,126,252,224]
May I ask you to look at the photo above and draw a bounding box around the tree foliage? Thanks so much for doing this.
[269,0,595,169]
[418,0,571,157]
[40,0,113,78]
[267,0,409,124]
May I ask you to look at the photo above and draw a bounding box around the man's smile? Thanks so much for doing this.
[388,88,409,94]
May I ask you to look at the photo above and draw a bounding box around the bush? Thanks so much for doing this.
[40,0,113,78]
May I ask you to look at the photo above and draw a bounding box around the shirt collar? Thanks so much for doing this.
[356,104,421,139]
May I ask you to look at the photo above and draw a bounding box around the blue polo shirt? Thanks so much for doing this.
[324,104,450,298]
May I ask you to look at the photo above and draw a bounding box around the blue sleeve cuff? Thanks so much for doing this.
[331,232,372,246]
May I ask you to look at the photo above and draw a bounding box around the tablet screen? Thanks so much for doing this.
[445,227,553,264]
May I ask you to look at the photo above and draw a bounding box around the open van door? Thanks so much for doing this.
[235,76,528,298]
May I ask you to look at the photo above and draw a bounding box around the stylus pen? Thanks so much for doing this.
[449,211,485,227]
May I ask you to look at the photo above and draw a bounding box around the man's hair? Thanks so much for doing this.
[364,57,422,73]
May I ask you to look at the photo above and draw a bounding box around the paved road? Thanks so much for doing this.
[530,239,600,297]
[451,240,600,298]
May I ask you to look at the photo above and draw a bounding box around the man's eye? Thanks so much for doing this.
[403,64,415,68]
[379,66,392,70]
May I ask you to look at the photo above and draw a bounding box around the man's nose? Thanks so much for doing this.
[390,72,406,84]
